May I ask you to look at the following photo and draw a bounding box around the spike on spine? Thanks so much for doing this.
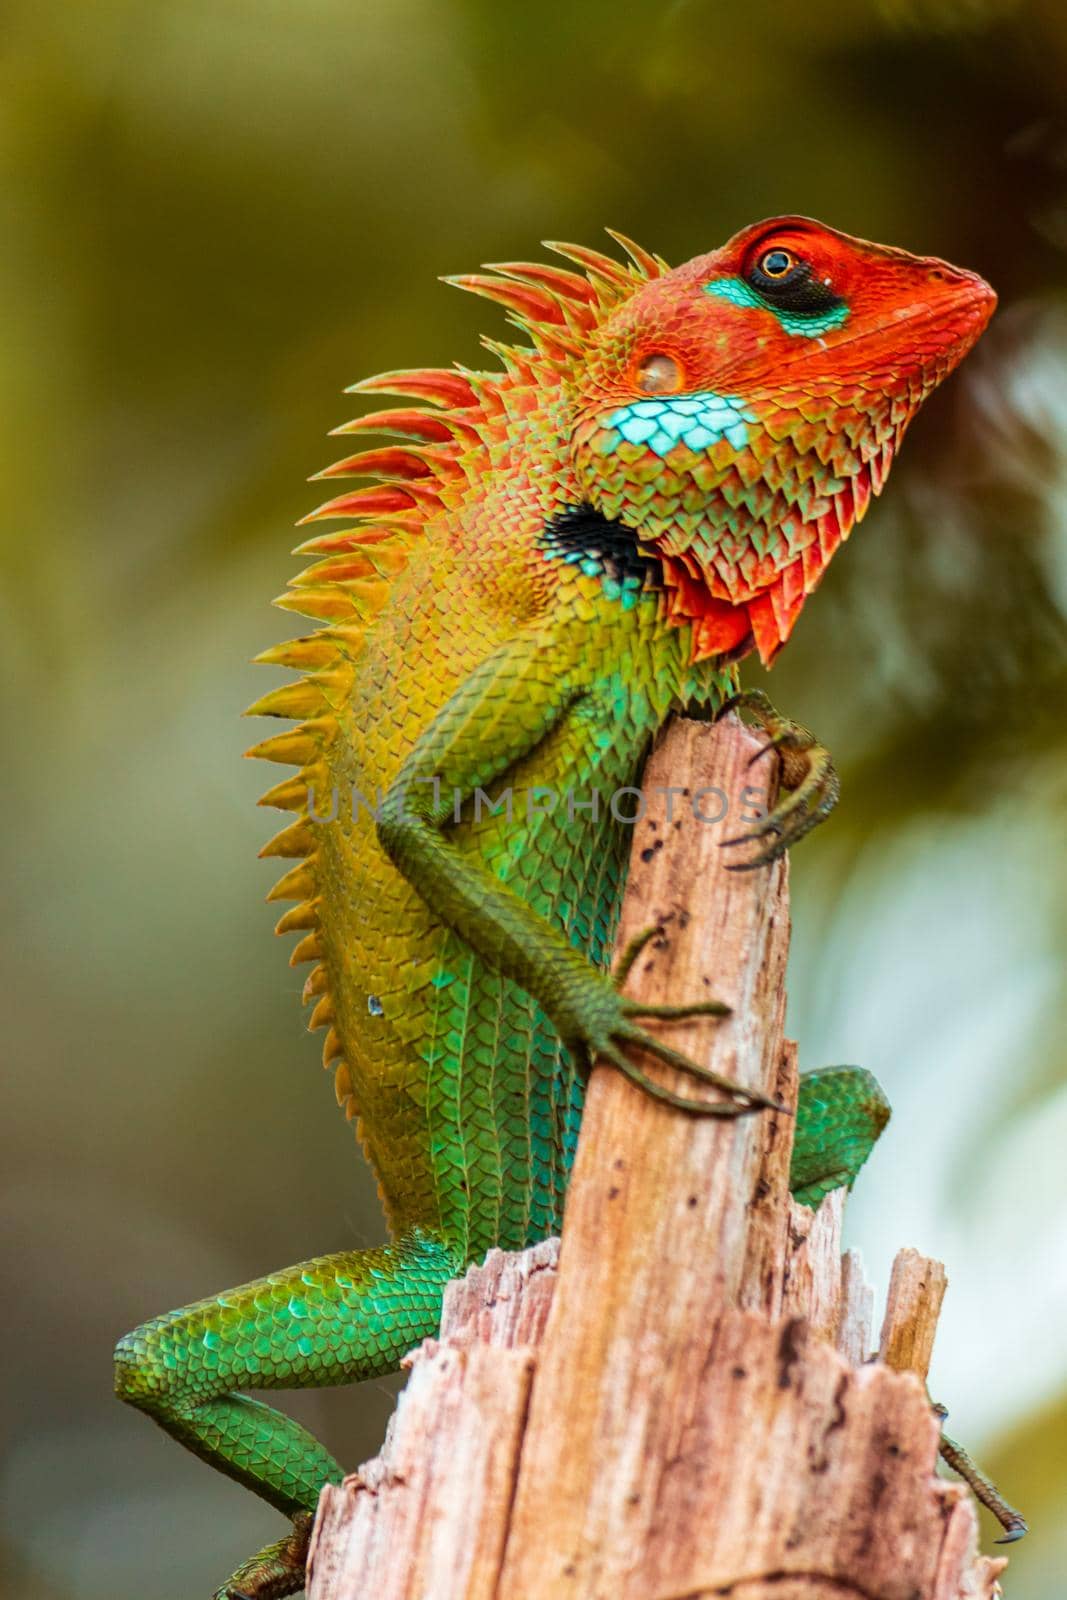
[291,555,380,588]
[289,932,323,967]
[347,369,479,409]
[327,406,461,443]
[253,636,340,671]
[275,901,320,935]
[604,229,664,278]
[484,260,598,306]
[244,682,326,721]
[293,577,389,615]
[442,273,569,328]
[298,485,418,525]
[502,315,583,361]
[542,240,632,288]
[303,965,329,1002]
[259,820,315,860]
[245,727,322,766]
[334,1063,360,1120]
[311,446,441,482]
[293,523,412,555]
[478,335,532,376]
[266,861,318,903]
[308,994,334,1030]
[323,1028,344,1068]
[271,588,360,623]
[258,776,307,812]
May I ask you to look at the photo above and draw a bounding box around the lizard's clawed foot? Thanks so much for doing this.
[573,926,788,1118]
[932,1402,1029,1544]
[214,1512,314,1600]
[717,689,840,871]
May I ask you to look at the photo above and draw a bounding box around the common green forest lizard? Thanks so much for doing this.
[115,217,1002,1597]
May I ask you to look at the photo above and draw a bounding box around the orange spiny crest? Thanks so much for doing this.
[311,444,447,482]
[244,680,327,721]
[332,1059,360,1121]
[542,239,640,295]
[308,996,334,1033]
[259,819,315,861]
[328,406,477,443]
[266,860,318,904]
[272,587,363,623]
[248,234,661,1058]
[485,259,598,306]
[441,273,569,328]
[275,900,320,936]
[293,522,421,555]
[244,721,333,766]
[604,229,667,280]
[441,238,655,373]
[299,484,424,524]
[253,635,338,672]
[290,549,409,588]
[347,368,480,408]
[258,775,306,812]
[289,931,323,968]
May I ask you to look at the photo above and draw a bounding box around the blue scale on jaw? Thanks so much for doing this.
[598,392,757,459]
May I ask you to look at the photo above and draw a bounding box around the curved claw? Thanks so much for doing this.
[613,923,662,988]
[622,998,731,1020]
[715,688,840,871]
[601,876,786,1116]
[599,1043,767,1118]
[214,1512,312,1600]
[615,1019,787,1113]
[721,756,839,872]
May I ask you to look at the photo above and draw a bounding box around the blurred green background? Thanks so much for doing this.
[3,0,1066,1594]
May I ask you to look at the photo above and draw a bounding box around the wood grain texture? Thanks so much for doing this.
[879,1247,949,1383]
[307,716,1008,1600]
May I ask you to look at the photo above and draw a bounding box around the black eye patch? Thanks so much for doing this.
[745,255,845,317]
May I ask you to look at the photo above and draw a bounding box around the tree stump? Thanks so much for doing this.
[307,716,1008,1600]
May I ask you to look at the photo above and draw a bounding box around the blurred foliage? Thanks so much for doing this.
[2,1,1065,1595]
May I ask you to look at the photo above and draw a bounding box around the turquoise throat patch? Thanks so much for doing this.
[703,276,850,338]
[600,392,757,458]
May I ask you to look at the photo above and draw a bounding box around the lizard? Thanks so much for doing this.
[115,216,1009,1599]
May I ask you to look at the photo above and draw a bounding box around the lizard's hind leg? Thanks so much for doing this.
[790,1066,892,1208]
[114,1229,456,1599]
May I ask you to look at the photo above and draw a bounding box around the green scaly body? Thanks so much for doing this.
[115,219,996,1598]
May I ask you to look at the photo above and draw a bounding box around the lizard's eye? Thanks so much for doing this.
[744,244,845,318]
[636,353,682,394]
[758,248,795,279]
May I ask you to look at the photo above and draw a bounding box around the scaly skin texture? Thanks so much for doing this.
[115,218,995,1598]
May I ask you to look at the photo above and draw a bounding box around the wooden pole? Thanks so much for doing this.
[307,716,1008,1600]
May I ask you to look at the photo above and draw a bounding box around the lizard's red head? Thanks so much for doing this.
[569,216,996,662]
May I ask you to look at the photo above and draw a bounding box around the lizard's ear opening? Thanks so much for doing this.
[635,353,684,394]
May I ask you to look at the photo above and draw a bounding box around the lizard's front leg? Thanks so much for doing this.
[377,638,781,1118]
[717,688,840,870]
